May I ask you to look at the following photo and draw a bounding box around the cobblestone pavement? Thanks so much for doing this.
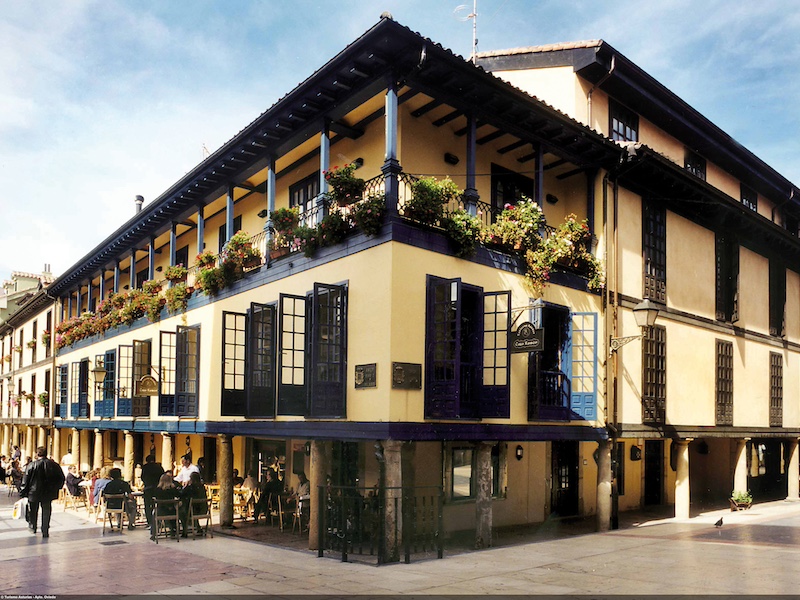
[2,483,800,596]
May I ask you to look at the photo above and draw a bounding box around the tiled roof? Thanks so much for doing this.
[476,40,602,58]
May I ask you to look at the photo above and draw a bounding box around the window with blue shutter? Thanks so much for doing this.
[101,349,116,418]
[309,283,348,418]
[248,303,276,418]
[278,294,307,416]
[569,312,597,420]
[159,331,176,416]
[176,325,200,417]
[222,312,247,416]
[117,344,133,416]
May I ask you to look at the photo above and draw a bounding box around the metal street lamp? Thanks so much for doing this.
[609,299,660,352]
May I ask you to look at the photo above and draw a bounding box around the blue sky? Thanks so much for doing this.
[1,0,798,279]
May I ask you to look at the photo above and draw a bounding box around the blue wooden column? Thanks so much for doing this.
[99,270,106,303]
[226,184,235,244]
[382,74,401,216]
[86,280,93,313]
[148,236,155,282]
[129,249,137,290]
[67,295,73,319]
[319,121,330,223]
[535,143,544,212]
[464,113,478,216]
[197,205,205,256]
[113,260,120,294]
[266,156,276,249]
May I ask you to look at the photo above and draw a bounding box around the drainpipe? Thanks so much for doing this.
[587,55,616,129]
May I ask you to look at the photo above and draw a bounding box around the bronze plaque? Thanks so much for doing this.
[355,363,377,389]
[392,362,421,389]
[135,375,159,396]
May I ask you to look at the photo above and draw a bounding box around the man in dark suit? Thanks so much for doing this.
[140,454,164,528]
[20,446,65,538]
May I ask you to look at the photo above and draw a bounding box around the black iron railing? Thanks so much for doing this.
[318,485,444,564]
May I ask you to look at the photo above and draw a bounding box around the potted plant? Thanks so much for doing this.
[317,210,350,247]
[26,340,36,350]
[292,224,318,258]
[324,163,366,205]
[37,391,49,407]
[196,249,217,268]
[443,208,482,258]
[13,345,22,354]
[3,354,10,364]
[196,266,226,296]
[404,177,461,225]
[164,263,188,283]
[480,199,545,255]
[730,490,753,511]
[349,193,386,236]
[41,330,51,347]
[269,207,300,237]
[142,279,162,295]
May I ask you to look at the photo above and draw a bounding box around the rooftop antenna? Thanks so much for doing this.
[454,1,478,62]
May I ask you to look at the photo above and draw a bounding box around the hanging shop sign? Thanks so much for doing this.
[135,375,159,396]
[511,321,544,353]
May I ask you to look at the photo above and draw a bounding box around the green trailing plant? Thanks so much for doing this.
[26,340,36,349]
[524,214,603,298]
[37,391,49,407]
[480,199,545,255]
[316,210,350,247]
[142,279,162,295]
[196,266,226,296]
[443,208,482,258]
[404,177,461,224]
[41,330,51,347]
[269,206,300,250]
[349,194,386,236]
[222,230,262,269]
[165,282,192,313]
[324,163,366,205]
[292,224,319,258]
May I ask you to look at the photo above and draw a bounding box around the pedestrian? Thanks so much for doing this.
[19,447,65,538]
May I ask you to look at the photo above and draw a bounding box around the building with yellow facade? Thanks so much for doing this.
[2,17,798,559]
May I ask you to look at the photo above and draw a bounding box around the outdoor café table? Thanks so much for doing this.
[131,491,148,525]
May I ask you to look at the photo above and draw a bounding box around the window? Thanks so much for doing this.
[132,339,151,417]
[715,234,739,322]
[769,260,785,337]
[715,340,733,426]
[29,373,36,418]
[174,245,189,269]
[18,330,23,368]
[31,320,37,363]
[569,313,598,420]
[308,283,348,418]
[117,345,133,416]
[70,360,89,418]
[222,312,247,416]
[610,101,638,143]
[642,325,666,424]
[159,331,176,416]
[45,310,52,358]
[425,277,511,419]
[248,303,277,418]
[218,215,243,254]
[741,184,757,212]
[136,267,149,290]
[769,352,783,427]
[643,200,666,303]
[490,164,534,218]
[684,150,706,181]
[100,349,116,419]
[448,443,504,500]
[482,292,511,418]
[57,364,68,419]
[278,294,307,416]
[290,172,320,216]
[175,325,200,417]
[528,304,571,421]
[43,368,50,417]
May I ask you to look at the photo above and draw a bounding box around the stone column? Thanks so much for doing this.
[93,429,104,470]
[37,426,46,449]
[308,440,327,551]
[734,438,749,494]
[475,441,494,549]
[596,438,613,532]
[787,439,799,501]
[72,427,80,467]
[25,425,35,459]
[161,433,174,473]
[383,439,403,562]
[52,427,61,463]
[123,430,134,482]
[218,434,234,528]
[2,423,9,455]
[674,439,691,519]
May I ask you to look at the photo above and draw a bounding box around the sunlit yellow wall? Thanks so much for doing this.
[666,211,714,318]
[399,104,465,187]
[738,247,769,336]
[734,340,770,426]
[638,118,682,164]
[786,270,800,342]
[617,186,643,299]
[489,67,584,125]
[668,321,714,426]
[616,438,644,511]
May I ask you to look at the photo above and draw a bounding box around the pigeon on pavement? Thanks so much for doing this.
[714,517,723,527]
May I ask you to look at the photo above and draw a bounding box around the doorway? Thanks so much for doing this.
[551,440,579,516]
[644,440,664,505]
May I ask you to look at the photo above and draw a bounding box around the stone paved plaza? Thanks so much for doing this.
[2,483,800,596]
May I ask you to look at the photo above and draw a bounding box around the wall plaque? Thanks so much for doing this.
[392,362,422,389]
[135,375,159,396]
[355,363,377,389]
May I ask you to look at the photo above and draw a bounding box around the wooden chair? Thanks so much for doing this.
[92,494,105,523]
[292,498,309,534]
[7,474,22,497]
[102,494,128,534]
[188,498,213,539]
[268,493,285,531]
[152,498,180,544]
[63,487,87,511]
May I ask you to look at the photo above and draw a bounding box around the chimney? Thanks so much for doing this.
[135,195,144,214]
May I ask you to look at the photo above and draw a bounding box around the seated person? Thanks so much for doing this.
[232,469,245,487]
[252,468,283,522]
[241,469,258,492]
[103,467,137,530]
[93,467,112,505]
[178,472,208,537]
[65,465,84,497]
[151,473,181,539]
